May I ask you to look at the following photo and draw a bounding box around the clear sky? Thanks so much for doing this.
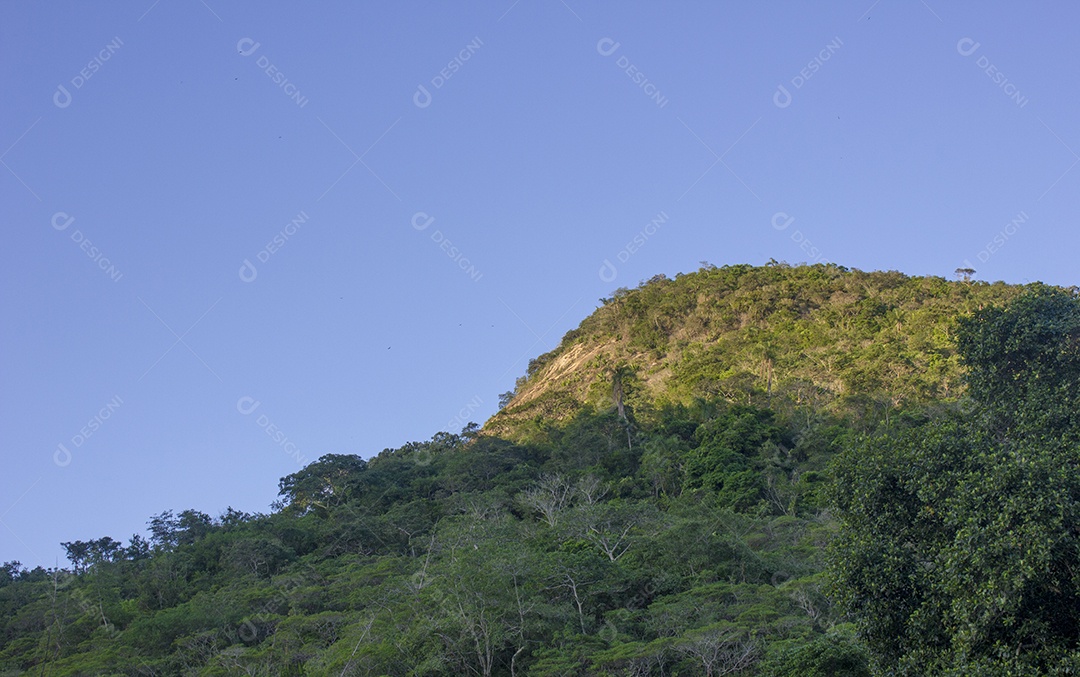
[2,1,1078,568]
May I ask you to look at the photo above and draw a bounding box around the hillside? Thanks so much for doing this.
[0,263,1068,676]
[489,263,1021,438]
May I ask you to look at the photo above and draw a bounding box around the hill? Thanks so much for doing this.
[490,263,1021,437]
[0,263,1056,676]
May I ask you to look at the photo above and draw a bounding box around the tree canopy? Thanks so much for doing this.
[830,285,1080,675]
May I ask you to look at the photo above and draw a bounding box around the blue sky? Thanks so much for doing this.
[2,1,1078,567]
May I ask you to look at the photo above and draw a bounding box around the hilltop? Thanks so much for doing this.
[489,262,1022,438]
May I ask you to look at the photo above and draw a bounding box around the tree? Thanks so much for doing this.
[148,510,181,550]
[675,624,757,677]
[518,474,574,527]
[426,516,549,677]
[0,264,1047,675]
[175,510,213,545]
[126,534,151,561]
[276,454,367,514]
[56,536,123,576]
[147,509,213,551]
[220,506,252,529]
[685,405,782,510]
[830,287,1080,675]
[62,540,93,574]
[957,284,1080,440]
[611,365,631,423]
[761,632,869,676]
[567,500,655,563]
[0,560,21,587]
[89,536,123,565]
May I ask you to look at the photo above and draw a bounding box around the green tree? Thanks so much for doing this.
[685,405,782,510]
[831,287,1080,675]
[276,453,368,515]
[957,284,1080,440]
[761,631,869,677]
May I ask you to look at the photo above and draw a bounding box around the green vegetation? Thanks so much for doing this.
[1,263,1074,675]
[491,262,1021,437]
[831,284,1080,675]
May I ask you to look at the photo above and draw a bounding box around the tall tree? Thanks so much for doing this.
[831,287,1080,675]
[957,283,1080,440]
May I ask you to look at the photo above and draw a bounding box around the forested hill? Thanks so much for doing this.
[3,264,1076,676]
[489,263,1022,438]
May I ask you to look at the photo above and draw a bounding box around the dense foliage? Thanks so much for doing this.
[490,262,1022,438]
[830,284,1080,675]
[2,410,861,675]
[0,264,1070,675]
